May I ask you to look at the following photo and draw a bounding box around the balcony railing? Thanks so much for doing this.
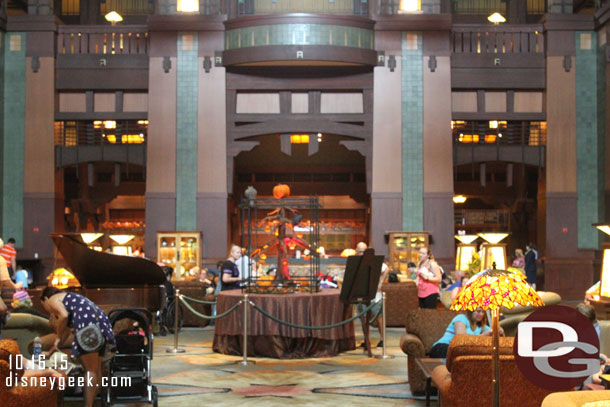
[55,121,148,146]
[455,209,510,230]
[452,121,546,146]
[57,26,149,55]
[452,25,544,54]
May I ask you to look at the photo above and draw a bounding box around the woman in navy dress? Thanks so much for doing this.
[41,286,116,407]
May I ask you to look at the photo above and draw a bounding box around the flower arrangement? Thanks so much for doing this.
[467,252,481,276]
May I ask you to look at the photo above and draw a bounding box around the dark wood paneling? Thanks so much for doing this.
[545,256,597,300]
[55,112,147,120]
[225,13,375,30]
[148,14,226,31]
[226,67,374,89]
[542,13,595,31]
[56,68,149,90]
[452,112,545,120]
[57,54,149,69]
[149,31,178,57]
[26,31,55,57]
[229,119,370,139]
[6,15,58,31]
[223,45,379,67]
[452,53,544,68]
[544,31,576,56]
[422,31,451,57]
[55,145,147,167]
[454,145,545,167]
[451,68,545,89]
[374,13,452,31]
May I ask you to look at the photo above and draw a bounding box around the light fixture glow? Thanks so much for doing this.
[455,235,478,244]
[489,120,499,129]
[453,195,467,204]
[478,233,509,244]
[488,12,506,24]
[595,224,610,236]
[177,0,199,12]
[105,11,123,24]
[103,120,116,129]
[81,233,103,244]
[399,0,420,12]
[109,234,135,245]
[291,134,309,144]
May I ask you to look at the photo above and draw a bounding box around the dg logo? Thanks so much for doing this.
[514,305,601,391]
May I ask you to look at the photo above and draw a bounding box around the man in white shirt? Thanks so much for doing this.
[355,242,389,348]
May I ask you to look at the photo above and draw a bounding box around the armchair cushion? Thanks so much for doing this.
[541,390,610,407]
[380,281,418,327]
[400,309,459,395]
[431,335,552,407]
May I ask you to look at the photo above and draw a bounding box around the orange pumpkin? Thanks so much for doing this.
[273,184,290,199]
[258,275,274,287]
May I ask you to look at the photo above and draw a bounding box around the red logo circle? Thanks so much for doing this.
[513,305,600,391]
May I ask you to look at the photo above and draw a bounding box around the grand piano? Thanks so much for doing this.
[48,234,167,314]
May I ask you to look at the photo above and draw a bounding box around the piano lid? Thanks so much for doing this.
[52,234,166,287]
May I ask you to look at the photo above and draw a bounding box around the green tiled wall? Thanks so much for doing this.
[0,33,4,234]
[575,31,605,249]
[176,33,198,231]
[2,33,25,244]
[225,24,374,50]
[401,32,423,231]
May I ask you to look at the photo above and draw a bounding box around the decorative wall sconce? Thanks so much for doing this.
[163,56,171,73]
[388,55,396,72]
[203,56,212,73]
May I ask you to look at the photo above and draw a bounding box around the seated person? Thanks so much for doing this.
[198,268,216,296]
[451,276,471,301]
[429,307,499,358]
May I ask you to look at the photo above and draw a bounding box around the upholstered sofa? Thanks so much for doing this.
[173,280,214,327]
[499,291,562,336]
[430,335,553,407]
[541,390,610,407]
[399,308,459,395]
[2,313,52,358]
[0,339,62,407]
[380,281,418,327]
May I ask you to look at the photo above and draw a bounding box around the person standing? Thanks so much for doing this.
[416,247,442,309]
[355,242,390,348]
[0,237,17,279]
[221,245,243,291]
[524,243,537,290]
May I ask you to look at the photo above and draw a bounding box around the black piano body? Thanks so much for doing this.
[50,234,167,314]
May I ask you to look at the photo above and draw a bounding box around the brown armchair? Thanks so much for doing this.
[173,280,214,327]
[399,308,459,395]
[430,335,552,407]
[499,291,562,336]
[380,281,418,327]
[0,339,62,407]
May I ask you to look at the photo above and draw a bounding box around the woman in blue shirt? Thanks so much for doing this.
[429,307,491,358]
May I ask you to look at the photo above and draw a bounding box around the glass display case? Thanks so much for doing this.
[387,232,429,274]
[157,232,201,280]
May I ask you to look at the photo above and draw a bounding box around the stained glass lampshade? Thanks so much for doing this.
[451,269,543,407]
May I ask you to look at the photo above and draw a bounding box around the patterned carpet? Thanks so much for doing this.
[147,326,434,407]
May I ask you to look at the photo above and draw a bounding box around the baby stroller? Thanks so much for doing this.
[105,308,158,407]
[158,266,183,335]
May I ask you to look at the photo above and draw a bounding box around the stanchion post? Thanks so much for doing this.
[376,291,393,359]
[240,293,255,365]
[167,289,185,354]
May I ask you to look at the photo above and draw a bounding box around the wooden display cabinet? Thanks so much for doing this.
[387,232,429,274]
[157,232,201,281]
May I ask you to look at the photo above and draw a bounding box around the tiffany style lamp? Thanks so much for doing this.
[451,269,544,407]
